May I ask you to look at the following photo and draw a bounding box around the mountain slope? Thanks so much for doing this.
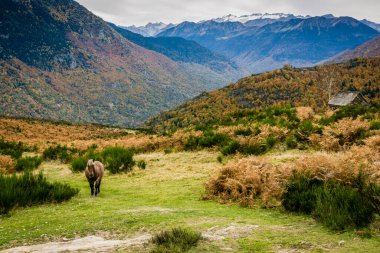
[159,17,379,73]
[0,0,224,127]
[158,20,247,51]
[361,19,380,32]
[110,23,243,79]
[147,57,380,132]
[329,35,380,63]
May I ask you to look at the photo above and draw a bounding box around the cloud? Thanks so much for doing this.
[76,0,380,26]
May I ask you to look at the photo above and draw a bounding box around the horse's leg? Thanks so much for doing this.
[95,178,101,196]
[89,181,95,196]
[97,179,102,195]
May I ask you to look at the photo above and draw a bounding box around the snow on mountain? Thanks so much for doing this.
[210,13,310,23]
[124,22,175,37]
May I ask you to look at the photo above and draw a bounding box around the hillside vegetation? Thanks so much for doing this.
[0,0,241,127]
[148,57,380,132]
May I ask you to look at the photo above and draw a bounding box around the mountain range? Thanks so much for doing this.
[0,0,242,127]
[157,16,379,73]
[1,2,380,128]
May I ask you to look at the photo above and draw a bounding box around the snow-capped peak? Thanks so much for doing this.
[211,13,310,23]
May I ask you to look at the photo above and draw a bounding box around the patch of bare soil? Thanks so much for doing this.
[202,223,259,241]
[0,234,151,253]
[118,207,174,214]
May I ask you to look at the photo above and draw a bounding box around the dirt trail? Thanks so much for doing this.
[1,223,258,252]
[0,235,151,253]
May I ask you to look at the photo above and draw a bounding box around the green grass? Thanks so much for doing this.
[0,151,379,252]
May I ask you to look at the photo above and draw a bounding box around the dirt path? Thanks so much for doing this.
[0,235,151,253]
[1,224,258,252]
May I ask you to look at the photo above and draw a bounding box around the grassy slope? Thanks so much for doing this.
[0,151,379,252]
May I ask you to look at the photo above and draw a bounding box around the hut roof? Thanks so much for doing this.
[328,91,364,107]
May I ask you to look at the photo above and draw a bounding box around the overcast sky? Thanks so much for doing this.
[76,0,380,26]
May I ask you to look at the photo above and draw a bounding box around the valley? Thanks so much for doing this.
[0,1,380,252]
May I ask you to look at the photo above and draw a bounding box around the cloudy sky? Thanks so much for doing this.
[76,0,380,26]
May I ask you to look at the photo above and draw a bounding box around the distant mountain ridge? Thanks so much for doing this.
[124,22,175,37]
[210,13,310,24]
[158,16,379,73]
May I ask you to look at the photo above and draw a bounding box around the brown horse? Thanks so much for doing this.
[85,159,104,196]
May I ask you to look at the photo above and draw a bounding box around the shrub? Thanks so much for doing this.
[320,104,380,125]
[314,180,378,230]
[0,172,79,214]
[235,128,252,136]
[240,143,268,155]
[369,120,380,130]
[71,156,88,172]
[282,172,380,230]
[0,139,30,159]
[102,146,135,174]
[15,156,42,172]
[220,140,240,155]
[285,134,298,149]
[265,135,277,148]
[42,145,78,163]
[282,174,323,214]
[298,120,321,136]
[150,227,201,253]
[137,160,147,170]
[184,131,230,150]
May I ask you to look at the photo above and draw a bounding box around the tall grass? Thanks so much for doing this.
[0,172,79,214]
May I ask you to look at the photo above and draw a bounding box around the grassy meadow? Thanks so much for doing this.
[0,150,379,252]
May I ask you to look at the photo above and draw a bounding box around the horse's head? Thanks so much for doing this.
[87,159,95,178]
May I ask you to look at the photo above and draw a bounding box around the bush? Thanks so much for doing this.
[0,172,79,214]
[151,227,201,253]
[314,181,378,230]
[282,172,380,230]
[102,146,135,174]
[282,174,323,214]
[265,135,277,148]
[285,134,298,149]
[71,156,88,172]
[15,156,42,172]
[369,120,380,130]
[235,128,252,136]
[185,131,230,150]
[220,140,240,155]
[42,145,78,163]
[320,104,380,125]
[137,160,147,170]
[240,142,268,155]
[298,120,321,136]
[0,139,31,159]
